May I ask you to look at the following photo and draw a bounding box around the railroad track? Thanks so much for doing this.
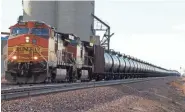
[1,77,165,100]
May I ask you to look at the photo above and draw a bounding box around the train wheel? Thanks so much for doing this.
[68,67,74,82]
[96,74,101,81]
[51,72,56,83]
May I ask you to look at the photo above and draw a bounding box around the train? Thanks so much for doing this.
[4,20,180,84]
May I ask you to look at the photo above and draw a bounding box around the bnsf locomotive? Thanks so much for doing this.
[5,21,180,84]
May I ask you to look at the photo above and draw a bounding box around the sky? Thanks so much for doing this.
[1,0,185,72]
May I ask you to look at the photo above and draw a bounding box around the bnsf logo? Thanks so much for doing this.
[16,47,41,53]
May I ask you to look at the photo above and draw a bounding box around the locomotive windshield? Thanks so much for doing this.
[11,27,29,35]
[31,28,49,37]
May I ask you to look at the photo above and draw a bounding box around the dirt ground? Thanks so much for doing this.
[2,76,185,112]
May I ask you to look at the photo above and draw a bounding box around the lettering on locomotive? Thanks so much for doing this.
[16,47,41,53]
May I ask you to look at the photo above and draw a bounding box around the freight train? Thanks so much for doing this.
[4,21,180,84]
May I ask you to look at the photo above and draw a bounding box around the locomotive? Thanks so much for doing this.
[4,21,180,84]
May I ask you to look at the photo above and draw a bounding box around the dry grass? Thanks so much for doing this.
[170,77,185,95]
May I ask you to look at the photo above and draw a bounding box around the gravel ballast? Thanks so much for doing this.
[2,76,185,112]
[2,86,124,112]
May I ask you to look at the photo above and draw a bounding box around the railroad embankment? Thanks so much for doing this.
[2,76,185,112]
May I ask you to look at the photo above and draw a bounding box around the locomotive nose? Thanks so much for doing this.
[9,35,40,62]
[15,46,41,62]
[8,33,48,63]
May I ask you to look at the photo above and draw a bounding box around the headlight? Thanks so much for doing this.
[33,56,38,60]
[12,56,17,60]
[26,36,30,40]
[25,36,30,43]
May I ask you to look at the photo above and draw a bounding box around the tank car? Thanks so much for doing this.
[92,47,180,81]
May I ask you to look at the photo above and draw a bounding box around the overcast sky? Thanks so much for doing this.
[1,0,185,72]
[95,0,185,72]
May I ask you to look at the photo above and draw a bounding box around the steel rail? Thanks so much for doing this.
[1,77,164,100]
[1,78,146,93]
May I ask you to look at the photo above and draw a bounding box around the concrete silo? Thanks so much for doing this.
[22,0,57,29]
[22,0,95,42]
